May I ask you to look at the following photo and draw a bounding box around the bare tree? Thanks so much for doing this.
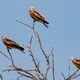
[0,1,80,80]
[0,18,54,80]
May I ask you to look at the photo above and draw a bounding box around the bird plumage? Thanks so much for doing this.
[2,35,24,53]
[70,57,80,69]
[29,7,49,28]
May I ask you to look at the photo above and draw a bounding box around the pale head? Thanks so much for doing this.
[69,57,75,61]
[2,35,7,40]
[29,6,35,11]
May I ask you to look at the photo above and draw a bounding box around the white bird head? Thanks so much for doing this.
[2,35,7,40]
[69,57,76,61]
[29,6,35,11]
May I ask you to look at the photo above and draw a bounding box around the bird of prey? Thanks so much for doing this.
[2,35,24,53]
[70,57,80,69]
[29,7,49,28]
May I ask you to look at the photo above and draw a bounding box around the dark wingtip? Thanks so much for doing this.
[44,20,49,24]
[20,47,25,53]
[43,23,48,28]
[15,45,25,53]
[20,47,24,51]
[46,21,49,24]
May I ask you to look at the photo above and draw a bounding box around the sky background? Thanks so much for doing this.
[0,0,80,80]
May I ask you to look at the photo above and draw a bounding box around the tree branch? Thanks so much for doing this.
[0,51,11,61]
[16,20,50,65]
[7,47,15,66]
[51,48,55,80]
[16,20,33,29]
[66,69,79,80]
[0,74,3,80]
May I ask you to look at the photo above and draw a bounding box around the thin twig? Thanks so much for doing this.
[72,73,80,79]
[14,67,38,80]
[28,47,41,74]
[0,51,11,61]
[17,71,33,79]
[68,62,71,78]
[16,20,33,29]
[16,75,23,80]
[3,66,37,80]
[16,20,51,80]
[16,20,50,65]
[0,74,3,80]
[28,36,41,74]
[45,66,50,78]
[7,47,15,66]
[61,72,66,80]
[33,20,35,30]
[36,32,50,65]
[30,36,33,46]
[51,48,55,80]
[66,69,79,80]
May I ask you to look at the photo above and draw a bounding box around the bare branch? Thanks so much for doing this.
[51,48,55,80]
[0,51,11,61]
[36,32,50,65]
[0,74,3,80]
[66,69,79,80]
[30,36,33,46]
[16,75,23,80]
[16,20,33,29]
[27,36,43,76]
[7,47,15,66]
[3,65,37,80]
[17,71,33,79]
[28,46,41,74]
[68,62,71,78]
[33,20,35,30]
[45,66,50,78]
[16,20,50,65]
[61,72,66,80]
[16,20,53,80]
[72,73,80,79]
[15,66,37,79]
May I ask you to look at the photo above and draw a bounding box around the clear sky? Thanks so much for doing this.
[0,0,80,80]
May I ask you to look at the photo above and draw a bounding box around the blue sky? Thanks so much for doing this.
[0,0,80,80]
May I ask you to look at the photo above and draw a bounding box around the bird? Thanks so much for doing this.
[70,57,80,69]
[2,35,25,53]
[29,6,49,28]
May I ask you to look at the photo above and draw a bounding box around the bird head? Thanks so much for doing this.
[2,35,7,40]
[29,6,35,11]
[69,57,76,62]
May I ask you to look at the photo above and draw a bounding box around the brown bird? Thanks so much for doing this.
[70,57,80,69]
[29,7,49,28]
[2,35,24,53]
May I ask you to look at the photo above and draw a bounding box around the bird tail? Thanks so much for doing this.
[41,20,49,28]
[43,20,49,24]
[14,44,25,53]
[43,23,48,28]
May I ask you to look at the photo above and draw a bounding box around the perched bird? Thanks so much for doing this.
[70,57,80,69]
[2,35,24,53]
[29,7,49,28]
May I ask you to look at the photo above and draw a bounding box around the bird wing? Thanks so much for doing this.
[33,10,49,25]
[76,59,80,62]
[6,38,21,48]
[75,59,80,65]
[3,37,24,52]
[6,38,15,46]
[74,60,80,69]
[33,10,44,21]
